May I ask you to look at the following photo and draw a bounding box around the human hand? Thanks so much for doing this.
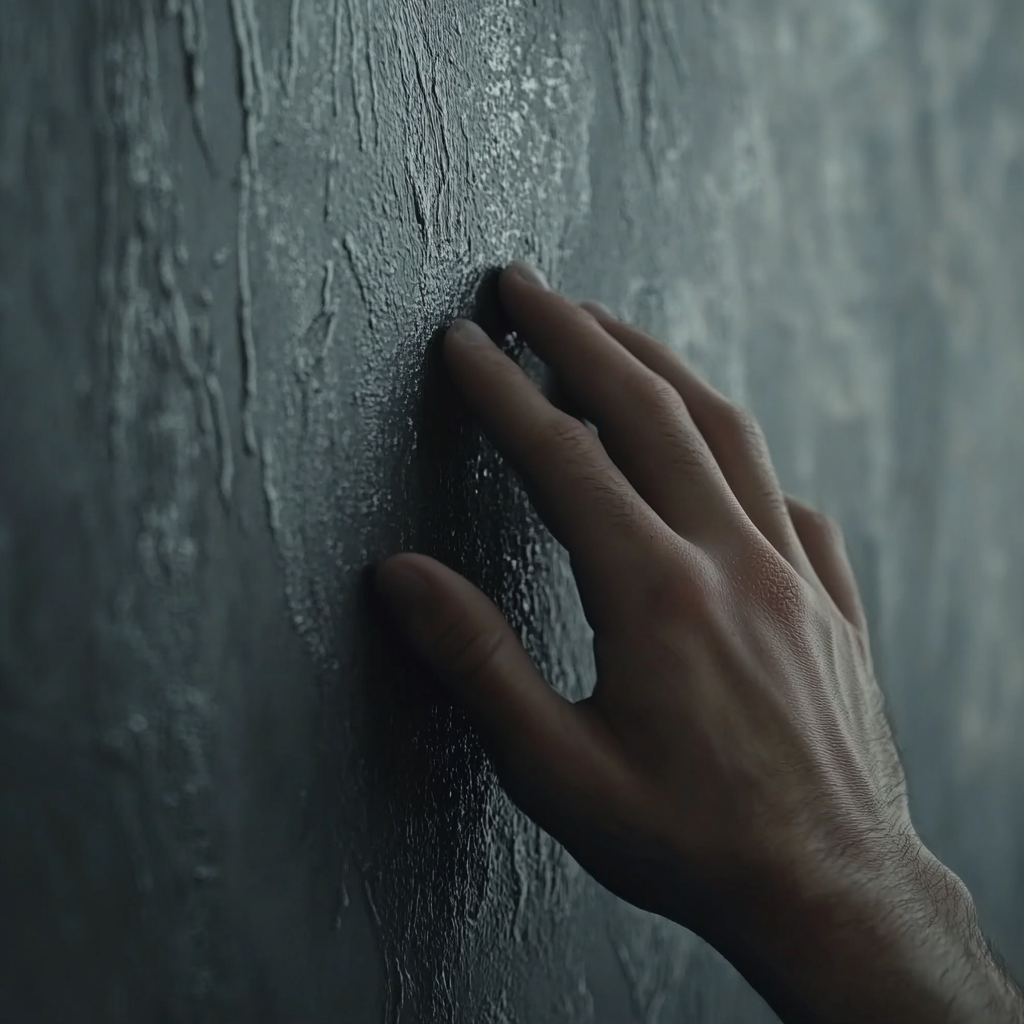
[375,263,1022,1023]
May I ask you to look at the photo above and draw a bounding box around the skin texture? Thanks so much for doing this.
[374,263,1024,1024]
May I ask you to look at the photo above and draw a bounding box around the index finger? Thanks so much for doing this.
[444,319,682,626]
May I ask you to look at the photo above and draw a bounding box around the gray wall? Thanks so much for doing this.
[2,1,1022,1021]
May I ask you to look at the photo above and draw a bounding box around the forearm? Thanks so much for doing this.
[713,845,1024,1024]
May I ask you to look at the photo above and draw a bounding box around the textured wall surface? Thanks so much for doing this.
[1,1,1023,1021]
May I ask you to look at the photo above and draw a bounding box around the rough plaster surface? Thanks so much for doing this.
[1,1,1022,1021]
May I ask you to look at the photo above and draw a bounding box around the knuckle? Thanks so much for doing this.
[526,412,595,465]
[631,375,711,473]
[720,404,767,456]
[602,485,650,534]
[751,471,788,517]
[760,482,789,518]
[638,371,684,414]
[666,430,714,479]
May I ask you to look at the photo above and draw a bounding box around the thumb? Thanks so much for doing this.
[373,553,587,808]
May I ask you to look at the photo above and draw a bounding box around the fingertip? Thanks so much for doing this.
[374,554,433,621]
[502,261,550,291]
[445,318,491,349]
[442,320,496,385]
[499,263,552,315]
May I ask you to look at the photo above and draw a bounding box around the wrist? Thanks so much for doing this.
[701,836,1021,1024]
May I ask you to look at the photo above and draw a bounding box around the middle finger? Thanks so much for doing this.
[579,301,816,581]
[498,264,741,545]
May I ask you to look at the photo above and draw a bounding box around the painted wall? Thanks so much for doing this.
[1,1,1022,1021]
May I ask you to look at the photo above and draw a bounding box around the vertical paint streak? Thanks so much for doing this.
[607,0,633,128]
[653,3,688,89]
[142,0,161,114]
[332,0,344,118]
[324,142,339,222]
[511,831,528,946]
[347,0,368,151]
[199,313,233,503]
[95,5,228,1005]
[160,250,197,383]
[162,252,215,444]
[321,258,335,311]
[366,8,381,149]
[342,232,373,324]
[319,310,339,362]
[363,876,382,927]
[237,157,258,454]
[260,438,283,536]
[404,17,445,246]
[431,58,455,241]
[406,151,431,248]
[285,0,303,101]
[394,956,406,1021]
[229,0,267,455]
[232,0,268,131]
[113,237,143,463]
[177,0,212,165]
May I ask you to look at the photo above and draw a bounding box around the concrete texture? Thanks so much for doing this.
[1,1,1022,1021]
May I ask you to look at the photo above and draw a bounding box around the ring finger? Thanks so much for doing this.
[580,301,818,584]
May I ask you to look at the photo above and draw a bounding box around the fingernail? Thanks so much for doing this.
[509,261,549,289]
[447,318,490,344]
[374,560,430,619]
